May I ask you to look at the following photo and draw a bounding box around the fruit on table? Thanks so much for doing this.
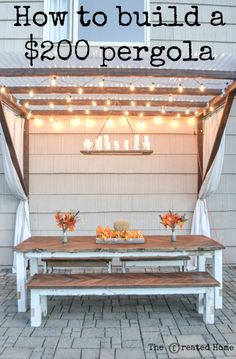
[96,225,143,240]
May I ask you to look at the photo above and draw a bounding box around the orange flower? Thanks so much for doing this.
[160,211,187,230]
[55,210,79,232]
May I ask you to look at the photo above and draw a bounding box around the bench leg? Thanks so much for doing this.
[41,295,47,317]
[31,290,42,327]
[108,261,112,273]
[197,256,206,314]
[203,288,214,324]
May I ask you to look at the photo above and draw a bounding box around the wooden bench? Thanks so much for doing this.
[41,258,112,273]
[120,256,191,272]
[27,272,219,327]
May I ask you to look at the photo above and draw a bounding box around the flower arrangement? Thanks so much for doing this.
[55,210,80,243]
[160,211,187,230]
[160,211,187,242]
[96,225,143,241]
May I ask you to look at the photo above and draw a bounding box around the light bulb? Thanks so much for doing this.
[130,83,135,91]
[49,116,54,123]
[24,102,29,109]
[176,113,181,119]
[78,87,83,94]
[154,116,163,125]
[86,118,95,128]
[200,84,205,92]
[85,109,90,115]
[150,83,155,91]
[106,99,111,106]
[68,106,73,112]
[92,101,97,106]
[104,106,108,112]
[0,85,6,94]
[137,120,146,130]
[67,96,72,103]
[210,106,214,112]
[161,107,166,114]
[51,76,57,86]
[195,110,199,116]
[178,84,183,93]
[29,90,34,97]
[188,117,196,126]
[125,110,129,116]
[49,102,54,108]
[99,79,104,87]
[106,118,113,128]
[131,101,135,107]
[146,102,150,108]
[34,117,43,127]
[70,117,80,127]
[139,112,143,118]
[27,112,32,120]
[168,95,173,102]
[185,109,190,115]
[53,120,63,131]
[171,119,179,128]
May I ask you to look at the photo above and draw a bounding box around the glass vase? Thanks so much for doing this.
[62,229,68,244]
[171,229,176,242]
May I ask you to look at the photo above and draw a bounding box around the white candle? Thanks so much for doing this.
[124,140,129,151]
[114,140,119,151]
[134,134,140,150]
[105,141,111,150]
[104,134,109,144]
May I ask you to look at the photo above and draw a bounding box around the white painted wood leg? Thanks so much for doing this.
[213,249,223,309]
[41,296,47,317]
[16,252,27,312]
[122,262,126,273]
[108,261,112,273]
[31,290,42,327]
[197,255,206,314]
[30,258,38,276]
[203,288,214,324]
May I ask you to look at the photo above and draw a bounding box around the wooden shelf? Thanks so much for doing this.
[80,150,153,155]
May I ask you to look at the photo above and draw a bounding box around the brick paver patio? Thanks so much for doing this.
[0,266,236,359]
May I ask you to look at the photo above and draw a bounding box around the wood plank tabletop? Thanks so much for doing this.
[15,235,224,253]
[27,272,220,289]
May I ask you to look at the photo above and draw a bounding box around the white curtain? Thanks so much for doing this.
[0,112,31,272]
[191,131,225,237]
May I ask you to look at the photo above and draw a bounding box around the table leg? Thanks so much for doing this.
[30,258,38,276]
[197,255,206,314]
[16,252,27,312]
[213,249,223,309]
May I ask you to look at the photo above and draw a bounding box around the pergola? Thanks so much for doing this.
[0,55,236,198]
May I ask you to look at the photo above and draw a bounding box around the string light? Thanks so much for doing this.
[68,105,73,112]
[29,90,34,97]
[0,85,6,94]
[153,116,163,125]
[199,83,205,92]
[139,112,143,118]
[178,83,183,93]
[188,117,196,126]
[146,102,150,108]
[130,83,135,91]
[210,106,214,112]
[85,109,90,115]
[185,109,190,115]
[161,107,166,114]
[106,99,111,106]
[49,116,54,123]
[131,101,136,107]
[86,118,95,128]
[78,87,83,94]
[99,79,104,87]
[124,110,129,116]
[49,102,54,109]
[66,96,72,103]
[27,112,32,120]
[34,117,43,127]
[137,120,146,130]
[53,120,63,131]
[176,113,181,119]
[104,106,108,112]
[171,119,179,128]
[168,95,173,102]
[195,110,199,116]
[150,83,155,91]
[51,76,57,86]
[70,117,81,127]
[92,101,97,106]
[106,118,113,128]
[24,102,29,109]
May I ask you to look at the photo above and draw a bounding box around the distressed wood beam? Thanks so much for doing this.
[33,109,190,117]
[0,68,235,80]
[20,99,206,108]
[0,102,28,196]
[203,90,236,180]
[0,93,28,118]
[8,86,221,96]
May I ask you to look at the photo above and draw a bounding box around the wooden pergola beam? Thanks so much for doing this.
[33,109,190,117]
[0,102,28,196]
[20,99,206,108]
[8,86,221,96]
[0,93,28,118]
[0,68,235,80]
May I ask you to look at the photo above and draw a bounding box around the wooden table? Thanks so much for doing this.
[14,235,225,312]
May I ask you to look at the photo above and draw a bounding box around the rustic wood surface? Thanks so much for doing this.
[15,235,225,253]
[120,255,191,261]
[27,272,220,289]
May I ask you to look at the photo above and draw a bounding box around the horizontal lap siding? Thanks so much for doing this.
[208,99,236,264]
[0,1,236,54]
[28,119,197,242]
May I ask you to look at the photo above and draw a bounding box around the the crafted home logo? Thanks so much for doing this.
[14,4,226,67]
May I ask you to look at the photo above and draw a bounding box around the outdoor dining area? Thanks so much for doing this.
[0,58,236,358]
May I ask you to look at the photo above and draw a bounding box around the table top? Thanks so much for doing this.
[14,235,225,253]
